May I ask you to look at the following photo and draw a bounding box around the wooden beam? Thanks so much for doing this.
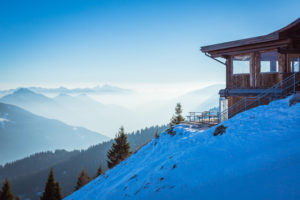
[201,32,279,52]
[219,88,283,97]
[254,52,261,88]
[278,53,286,83]
[278,48,300,54]
[250,52,255,88]
[226,57,233,89]
[208,39,290,58]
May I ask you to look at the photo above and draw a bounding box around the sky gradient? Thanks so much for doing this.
[0,0,299,89]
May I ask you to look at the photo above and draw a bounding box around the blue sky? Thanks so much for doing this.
[0,0,299,89]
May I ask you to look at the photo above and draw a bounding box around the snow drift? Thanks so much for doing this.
[65,96,300,200]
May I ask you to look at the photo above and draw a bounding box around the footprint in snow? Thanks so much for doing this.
[129,174,137,180]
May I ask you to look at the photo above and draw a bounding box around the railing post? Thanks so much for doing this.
[244,97,247,111]
[294,73,296,94]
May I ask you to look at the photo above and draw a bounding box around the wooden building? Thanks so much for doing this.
[201,18,300,120]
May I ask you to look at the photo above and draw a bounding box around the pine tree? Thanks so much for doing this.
[40,169,62,200]
[168,103,184,135]
[54,182,62,200]
[94,164,104,178]
[107,126,131,169]
[0,179,14,200]
[74,168,91,191]
[155,129,159,139]
[173,103,184,124]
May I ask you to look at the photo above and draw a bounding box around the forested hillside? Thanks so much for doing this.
[0,125,168,200]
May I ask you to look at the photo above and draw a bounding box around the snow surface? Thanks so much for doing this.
[65,96,300,200]
[0,117,9,128]
[0,118,9,122]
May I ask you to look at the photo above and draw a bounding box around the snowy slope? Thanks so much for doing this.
[65,96,300,200]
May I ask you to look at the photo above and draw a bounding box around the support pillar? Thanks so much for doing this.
[226,56,233,89]
[254,52,261,88]
[278,53,286,81]
[250,52,255,88]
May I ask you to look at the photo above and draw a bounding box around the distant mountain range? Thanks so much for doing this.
[0,102,109,164]
[0,88,136,136]
[0,84,225,136]
[0,84,132,96]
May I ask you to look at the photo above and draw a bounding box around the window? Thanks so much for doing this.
[219,97,228,122]
[290,56,300,72]
[260,51,278,73]
[233,54,250,74]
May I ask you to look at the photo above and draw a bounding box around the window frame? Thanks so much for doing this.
[259,50,279,74]
[232,53,251,75]
[288,54,300,73]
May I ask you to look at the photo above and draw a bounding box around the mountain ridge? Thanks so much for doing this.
[0,85,132,96]
[0,102,109,165]
[0,88,136,136]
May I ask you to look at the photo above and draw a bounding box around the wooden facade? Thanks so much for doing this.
[201,18,300,118]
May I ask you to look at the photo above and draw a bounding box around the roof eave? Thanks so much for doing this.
[200,17,300,56]
[201,32,279,53]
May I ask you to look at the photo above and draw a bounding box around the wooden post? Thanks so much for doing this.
[254,52,261,88]
[250,52,255,88]
[226,57,233,89]
[278,53,286,82]
[286,54,291,73]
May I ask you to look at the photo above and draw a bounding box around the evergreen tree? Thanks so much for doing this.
[107,126,131,169]
[54,182,62,200]
[155,129,159,139]
[94,165,104,178]
[168,103,184,135]
[40,169,62,200]
[74,168,91,191]
[0,179,14,200]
